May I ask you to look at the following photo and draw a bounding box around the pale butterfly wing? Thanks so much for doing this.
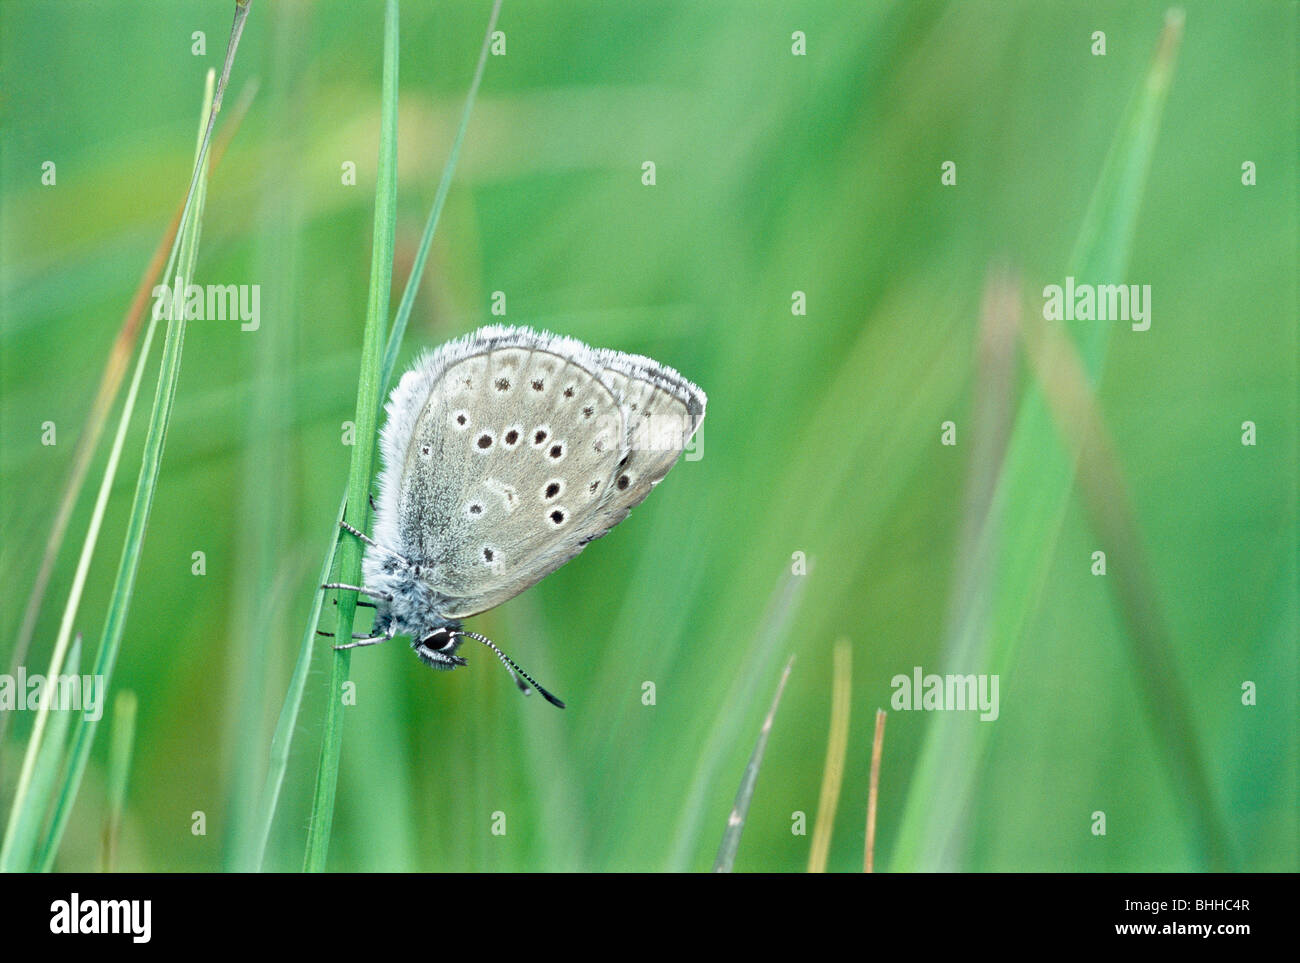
[589,348,706,534]
[371,326,703,620]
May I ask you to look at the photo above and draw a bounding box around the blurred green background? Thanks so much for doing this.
[1,0,1294,872]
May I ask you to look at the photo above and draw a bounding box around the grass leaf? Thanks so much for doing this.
[302,0,401,873]
[807,640,851,873]
[263,0,501,873]
[102,690,138,872]
[23,0,254,868]
[892,11,1185,871]
[258,0,502,867]
[30,65,218,872]
[0,82,256,775]
[864,708,887,872]
[1018,266,1235,868]
[666,568,805,870]
[0,637,81,872]
[713,654,794,872]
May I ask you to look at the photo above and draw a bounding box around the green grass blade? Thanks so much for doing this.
[31,68,216,872]
[102,690,138,872]
[807,640,851,873]
[0,81,257,785]
[302,0,400,873]
[254,501,345,870]
[713,654,794,873]
[0,265,174,871]
[29,3,253,865]
[383,0,502,384]
[667,569,805,870]
[2,59,224,871]
[0,638,81,872]
[222,8,299,874]
[0,108,215,867]
[261,0,500,872]
[892,11,1184,871]
[1020,283,1235,868]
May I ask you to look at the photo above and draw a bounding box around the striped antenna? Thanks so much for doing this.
[455,630,566,709]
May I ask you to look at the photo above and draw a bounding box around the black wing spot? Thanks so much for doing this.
[477,434,493,449]
[495,378,511,391]
[617,474,630,490]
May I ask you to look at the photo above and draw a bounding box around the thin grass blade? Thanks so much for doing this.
[892,11,1185,870]
[0,637,81,872]
[383,0,502,383]
[0,59,239,869]
[259,0,502,871]
[807,640,851,873]
[101,690,137,872]
[1019,285,1234,867]
[29,67,217,871]
[302,0,400,873]
[0,82,257,777]
[864,708,886,873]
[713,654,794,873]
[28,3,253,866]
[666,567,805,870]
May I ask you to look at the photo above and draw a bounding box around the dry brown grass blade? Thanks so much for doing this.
[1018,293,1234,871]
[942,266,1023,657]
[864,708,887,873]
[807,639,852,873]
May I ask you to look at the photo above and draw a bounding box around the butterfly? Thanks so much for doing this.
[324,325,706,708]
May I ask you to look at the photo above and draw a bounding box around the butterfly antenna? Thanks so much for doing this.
[456,630,566,709]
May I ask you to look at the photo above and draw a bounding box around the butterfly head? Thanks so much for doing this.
[358,545,561,704]
[411,625,468,670]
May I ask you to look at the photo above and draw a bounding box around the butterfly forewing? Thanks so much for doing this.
[389,336,619,617]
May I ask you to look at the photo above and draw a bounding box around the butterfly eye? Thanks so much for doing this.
[423,630,456,651]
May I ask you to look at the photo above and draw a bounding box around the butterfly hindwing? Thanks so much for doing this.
[369,326,705,620]
[589,349,706,532]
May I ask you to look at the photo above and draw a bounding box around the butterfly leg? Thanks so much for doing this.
[332,629,395,650]
[320,582,394,602]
